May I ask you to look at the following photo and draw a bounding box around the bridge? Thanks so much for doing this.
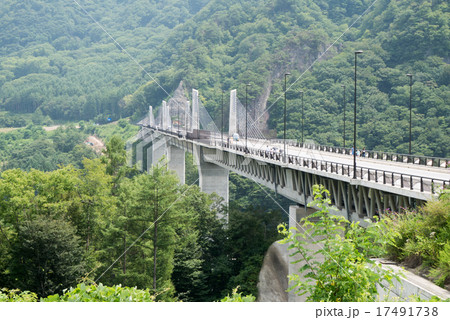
[129,86,450,223]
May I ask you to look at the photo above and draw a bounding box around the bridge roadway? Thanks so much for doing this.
[247,140,450,183]
[182,131,450,195]
[135,126,449,220]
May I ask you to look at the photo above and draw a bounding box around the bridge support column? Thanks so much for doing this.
[134,130,154,171]
[194,145,229,206]
[168,145,185,185]
[152,134,167,167]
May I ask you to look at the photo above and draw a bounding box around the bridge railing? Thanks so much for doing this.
[215,141,449,195]
[144,125,449,168]
[148,126,449,194]
[269,139,450,168]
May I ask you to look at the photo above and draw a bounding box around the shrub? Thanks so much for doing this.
[220,287,256,302]
[278,185,399,302]
[0,289,38,302]
[42,283,157,302]
[379,193,450,287]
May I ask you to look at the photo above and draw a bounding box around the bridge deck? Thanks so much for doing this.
[139,127,450,197]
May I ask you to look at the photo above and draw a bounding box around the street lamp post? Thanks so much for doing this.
[284,72,290,162]
[341,84,346,148]
[406,74,413,155]
[354,50,363,179]
[300,90,304,146]
[245,83,251,153]
[221,89,224,147]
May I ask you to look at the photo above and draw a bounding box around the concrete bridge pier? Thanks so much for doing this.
[194,145,229,206]
[134,130,154,171]
[151,134,167,168]
[168,145,185,184]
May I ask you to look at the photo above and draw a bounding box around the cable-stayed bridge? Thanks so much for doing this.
[130,87,450,224]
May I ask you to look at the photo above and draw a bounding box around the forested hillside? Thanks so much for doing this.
[0,0,209,121]
[1,0,448,156]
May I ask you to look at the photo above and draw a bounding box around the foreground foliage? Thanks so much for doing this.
[0,289,38,302]
[43,283,157,302]
[220,287,256,302]
[379,189,450,288]
[1,283,257,302]
[279,185,399,302]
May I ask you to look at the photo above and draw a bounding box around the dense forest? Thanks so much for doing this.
[0,0,448,156]
[0,135,285,300]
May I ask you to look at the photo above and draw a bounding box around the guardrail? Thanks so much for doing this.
[269,139,450,168]
[209,140,449,195]
[144,126,449,194]
[142,125,449,168]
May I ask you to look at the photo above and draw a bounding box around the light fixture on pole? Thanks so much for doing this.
[406,73,413,155]
[341,84,346,148]
[245,83,251,153]
[353,50,363,179]
[300,90,304,146]
[284,72,290,162]
[221,89,224,147]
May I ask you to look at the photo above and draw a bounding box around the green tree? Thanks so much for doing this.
[9,215,86,298]
[98,164,181,298]
[172,186,229,301]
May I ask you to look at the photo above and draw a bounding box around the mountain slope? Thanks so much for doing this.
[0,0,209,120]
[0,0,448,156]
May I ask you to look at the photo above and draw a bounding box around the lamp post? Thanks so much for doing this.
[284,72,290,162]
[300,90,304,146]
[245,83,251,153]
[354,50,363,179]
[406,74,413,155]
[341,84,346,148]
[221,89,224,147]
